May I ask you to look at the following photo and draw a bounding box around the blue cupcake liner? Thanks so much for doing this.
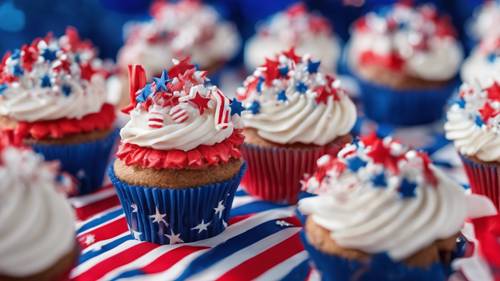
[108,162,246,244]
[31,129,119,195]
[300,231,448,281]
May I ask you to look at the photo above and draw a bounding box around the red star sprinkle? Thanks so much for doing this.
[486,82,500,102]
[168,57,195,79]
[190,92,211,114]
[283,48,301,63]
[416,152,438,186]
[53,58,71,73]
[314,86,331,104]
[367,139,403,174]
[263,58,279,85]
[80,63,96,81]
[479,102,498,122]
[21,45,38,72]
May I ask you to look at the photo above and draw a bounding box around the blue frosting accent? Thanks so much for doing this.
[108,163,246,244]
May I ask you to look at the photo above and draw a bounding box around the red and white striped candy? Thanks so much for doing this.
[147,105,166,129]
[169,105,189,123]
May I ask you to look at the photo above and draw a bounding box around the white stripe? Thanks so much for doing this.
[81,232,129,255]
[70,239,141,278]
[254,251,309,281]
[187,227,301,281]
[231,195,256,209]
[69,187,116,208]
[77,211,124,236]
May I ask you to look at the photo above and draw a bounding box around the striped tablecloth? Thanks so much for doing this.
[67,139,487,281]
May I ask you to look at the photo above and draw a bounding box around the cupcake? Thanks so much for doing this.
[0,144,78,281]
[444,81,500,209]
[238,49,357,204]
[347,3,463,125]
[0,27,117,195]
[461,34,500,86]
[109,60,245,244]
[467,1,500,47]
[116,0,239,106]
[244,3,340,73]
[298,136,496,281]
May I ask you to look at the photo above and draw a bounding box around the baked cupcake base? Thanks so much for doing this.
[460,155,500,209]
[109,161,246,244]
[302,218,459,281]
[241,129,352,204]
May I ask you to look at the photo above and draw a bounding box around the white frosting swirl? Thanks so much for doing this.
[244,4,340,71]
[348,4,463,81]
[444,82,500,163]
[299,138,496,261]
[0,147,75,277]
[461,36,500,87]
[469,1,500,41]
[0,30,108,122]
[117,1,239,77]
[240,52,356,145]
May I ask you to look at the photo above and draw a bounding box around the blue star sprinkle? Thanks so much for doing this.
[248,100,261,114]
[487,53,497,63]
[40,74,51,88]
[456,98,466,109]
[153,69,170,92]
[11,49,21,60]
[229,98,244,116]
[399,178,418,198]
[307,60,321,73]
[347,156,367,172]
[0,84,7,94]
[296,82,308,94]
[136,83,153,103]
[278,66,289,76]
[475,115,484,127]
[277,90,288,102]
[62,84,72,96]
[371,172,387,188]
[42,48,57,62]
[12,64,23,77]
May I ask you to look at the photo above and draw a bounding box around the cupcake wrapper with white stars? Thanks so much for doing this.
[108,163,246,244]
[32,128,119,195]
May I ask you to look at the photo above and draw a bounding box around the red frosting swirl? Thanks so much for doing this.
[13,103,116,140]
[117,130,244,169]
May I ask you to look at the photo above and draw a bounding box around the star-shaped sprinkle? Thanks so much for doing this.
[315,87,331,104]
[191,219,211,233]
[149,207,167,226]
[263,59,280,85]
[480,102,497,122]
[61,84,72,96]
[136,83,153,103]
[475,115,484,127]
[12,64,23,77]
[165,230,184,244]
[399,178,418,198]
[10,49,21,60]
[283,48,301,63]
[277,90,288,102]
[371,172,387,188]
[214,200,226,219]
[132,229,142,240]
[191,92,211,114]
[307,60,321,73]
[486,82,500,101]
[153,69,170,92]
[80,63,96,81]
[41,48,57,62]
[230,98,244,116]
[40,74,52,88]
[248,100,261,114]
[346,156,367,172]
[296,82,308,94]
[456,98,466,109]
[278,65,289,77]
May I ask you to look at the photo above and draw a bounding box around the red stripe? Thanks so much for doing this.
[142,245,209,274]
[74,243,160,281]
[148,118,163,122]
[216,233,303,281]
[74,195,120,221]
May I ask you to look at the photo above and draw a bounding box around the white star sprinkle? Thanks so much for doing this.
[191,219,211,233]
[149,207,168,226]
[165,230,184,245]
[213,200,225,219]
[276,220,293,227]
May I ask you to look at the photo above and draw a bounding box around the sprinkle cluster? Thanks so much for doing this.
[454,81,500,133]
[127,58,242,130]
[0,27,104,97]
[259,3,331,41]
[303,135,438,199]
[478,35,500,64]
[237,49,345,114]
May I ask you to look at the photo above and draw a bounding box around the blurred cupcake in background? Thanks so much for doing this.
[298,136,496,281]
[444,81,500,208]
[461,34,500,86]
[245,3,340,73]
[116,0,240,107]
[347,3,463,126]
[467,0,500,48]
[109,59,245,244]
[0,27,117,195]
[238,49,356,204]
[0,144,78,281]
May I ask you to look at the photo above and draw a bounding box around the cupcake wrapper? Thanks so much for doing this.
[108,163,246,244]
[300,231,447,281]
[357,77,457,126]
[460,155,500,209]
[32,129,119,195]
[241,143,344,204]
